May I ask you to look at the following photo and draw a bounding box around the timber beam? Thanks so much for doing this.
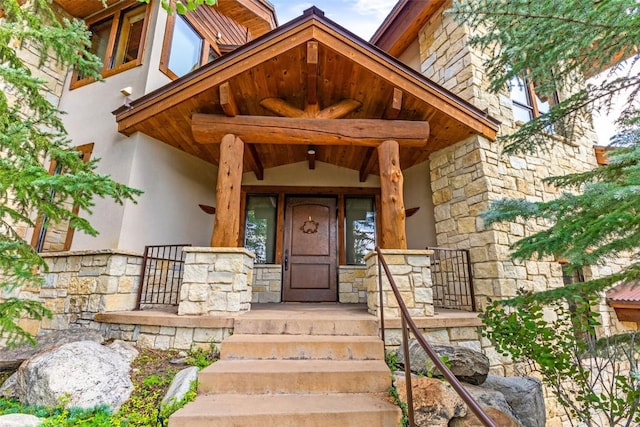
[192,114,430,147]
[219,82,239,117]
[245,143,264,180]
[261,97,361,119]
[384,88,403,119]
[307,41,318,105]
[260,98,305,118]
[211,134,244,247]
[377,140,407,249]
[359,147,377,182]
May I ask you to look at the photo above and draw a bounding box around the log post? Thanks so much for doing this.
[211,134,244,247]
[377,140,407,249]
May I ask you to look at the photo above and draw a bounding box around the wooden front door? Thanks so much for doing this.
[283,197,337,302]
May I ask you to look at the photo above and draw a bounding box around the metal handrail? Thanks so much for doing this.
[375,247,497,427]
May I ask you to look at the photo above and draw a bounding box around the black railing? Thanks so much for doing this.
[136,244,190,310]
[375,247,496,427]
[428,247,475,311]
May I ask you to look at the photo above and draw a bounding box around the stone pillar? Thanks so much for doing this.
[178,247,254,315]
[365,249,434,319]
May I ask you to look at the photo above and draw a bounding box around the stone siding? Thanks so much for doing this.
[1,250,142,337]
[251,264,282,303]
[365,250,434,318]
[100,323,232,351]
[178,248,254,315]
[339,265,367,304]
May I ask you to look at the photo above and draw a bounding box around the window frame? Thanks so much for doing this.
[240,186,381,265]
[159,10,221,80]
[31,143,95,252]
[508,75,560,125]
[70,0,151,89]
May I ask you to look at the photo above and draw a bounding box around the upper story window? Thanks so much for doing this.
[160,13,220,79]
[508,75,559,125]
[72,2,150,89]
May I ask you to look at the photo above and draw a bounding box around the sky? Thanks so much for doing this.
[269,0,396,40]
[268,0,628,145]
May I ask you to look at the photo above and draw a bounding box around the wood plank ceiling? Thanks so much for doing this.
[115,7,499,179]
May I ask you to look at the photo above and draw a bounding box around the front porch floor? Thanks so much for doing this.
[95,303,482,330]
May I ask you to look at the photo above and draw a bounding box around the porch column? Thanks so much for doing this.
[377,140,407,249]
[211,134,244,247]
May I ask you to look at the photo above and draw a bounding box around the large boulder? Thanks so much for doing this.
[397,339,490,385]
[14,340,134,411]
[481,376,545,427]
[0,414,43,426]
[0,329,104,371]
[450,383,522,426]
[161,366,198,407]
[394,374,467,427]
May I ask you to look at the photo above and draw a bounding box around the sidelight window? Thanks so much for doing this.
[345,197,376,265]
[244,196,277,264]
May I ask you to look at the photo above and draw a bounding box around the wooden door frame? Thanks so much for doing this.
[240,185,381,264]
[282,196,338,302]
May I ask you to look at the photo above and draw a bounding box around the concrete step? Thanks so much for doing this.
[198,359,392,394]
[233,316,379,336]
[220,334,384,360]
[168,393,401,427]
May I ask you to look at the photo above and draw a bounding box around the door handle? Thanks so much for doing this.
[284,249,289,271]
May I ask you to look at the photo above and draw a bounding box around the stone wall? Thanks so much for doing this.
[365,250,434,318]
[251,264,281,303]
[178,248,254,315]
[1,250,142,337]
[416,2,635,424]
[97,314,234,351]
[339,266,367,303]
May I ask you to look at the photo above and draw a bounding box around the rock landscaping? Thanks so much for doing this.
[392,339,544,427]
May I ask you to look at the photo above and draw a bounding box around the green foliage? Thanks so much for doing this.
[0,399,115,426]
[449,2,640,424]
[385,350,399,372]
[137,0,217,15]
[185,343,219,369]
[387,385,409,427]
[448,0,640,294]
[1,0,141,346]
[483,294,640,426]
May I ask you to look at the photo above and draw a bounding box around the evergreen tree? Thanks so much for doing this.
[0,0,217,347]
[450,1,640,424]
[450,0,640,300]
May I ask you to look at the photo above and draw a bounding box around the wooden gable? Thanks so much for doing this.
[114,7,499,178]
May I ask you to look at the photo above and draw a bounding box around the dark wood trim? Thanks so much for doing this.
[238,188,247,249]
[338,193,345,264]
[242,185,380,196]
[242,187,381,265]
[275,193,285,263]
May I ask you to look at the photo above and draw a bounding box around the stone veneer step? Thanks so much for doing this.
[198,359,392,394]
[169,393,400,427]
[220,334,384,360]
[169,307,400,427]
